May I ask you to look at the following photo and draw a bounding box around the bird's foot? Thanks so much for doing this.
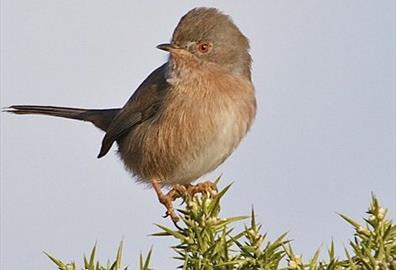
[151,180,185,223]
[151,180,218,223]
[185,181,218,197]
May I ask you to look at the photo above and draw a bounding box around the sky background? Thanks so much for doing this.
[1,1,395,269]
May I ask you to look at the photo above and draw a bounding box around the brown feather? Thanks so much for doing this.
[118,56,256,185]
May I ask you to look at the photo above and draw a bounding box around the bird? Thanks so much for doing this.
[5,7,256,222]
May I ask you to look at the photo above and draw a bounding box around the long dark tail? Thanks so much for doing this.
[5,105,120,132]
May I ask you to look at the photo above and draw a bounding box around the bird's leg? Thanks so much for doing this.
[151,180,218,222]
[185,181,218,197]
[151,179,183,223]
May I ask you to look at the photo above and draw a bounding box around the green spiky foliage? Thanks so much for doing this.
[283,194,396,270]
[152,183,287,269]
[46,183,395,270]
[45,242,152,270]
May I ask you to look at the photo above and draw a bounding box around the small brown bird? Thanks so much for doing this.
[6,7,256,221]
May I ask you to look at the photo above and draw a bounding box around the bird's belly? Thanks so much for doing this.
[166,112,241,185]
[118,110,244,185]
[168,137,235,185]
[118,75,255,186]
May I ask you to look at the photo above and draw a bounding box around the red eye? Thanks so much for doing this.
[197,42,211,53]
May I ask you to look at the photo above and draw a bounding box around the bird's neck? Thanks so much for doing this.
[166,57,251,90]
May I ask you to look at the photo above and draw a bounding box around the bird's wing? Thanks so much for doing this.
[97,63,169,158]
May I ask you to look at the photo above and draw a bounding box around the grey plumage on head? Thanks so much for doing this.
[171,7,252,80]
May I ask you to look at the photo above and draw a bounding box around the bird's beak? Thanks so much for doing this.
[156,43,180,53]
[157,43,192,59]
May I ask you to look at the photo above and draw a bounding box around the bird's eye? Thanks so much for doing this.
[197,42,211,53]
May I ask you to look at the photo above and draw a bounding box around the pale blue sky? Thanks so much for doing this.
[1,1,395,269]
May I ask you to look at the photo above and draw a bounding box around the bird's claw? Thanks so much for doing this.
[185,181,218,197]
[152,180,218,224]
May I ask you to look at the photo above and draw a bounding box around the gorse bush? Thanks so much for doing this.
[47,182,396,270]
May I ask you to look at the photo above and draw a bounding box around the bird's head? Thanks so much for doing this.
[157,7,252,80]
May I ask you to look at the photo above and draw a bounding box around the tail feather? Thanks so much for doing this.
[5,105,120,132]
[5,105,87,118]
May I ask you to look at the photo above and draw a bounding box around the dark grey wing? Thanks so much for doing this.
[97,63,169,158]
